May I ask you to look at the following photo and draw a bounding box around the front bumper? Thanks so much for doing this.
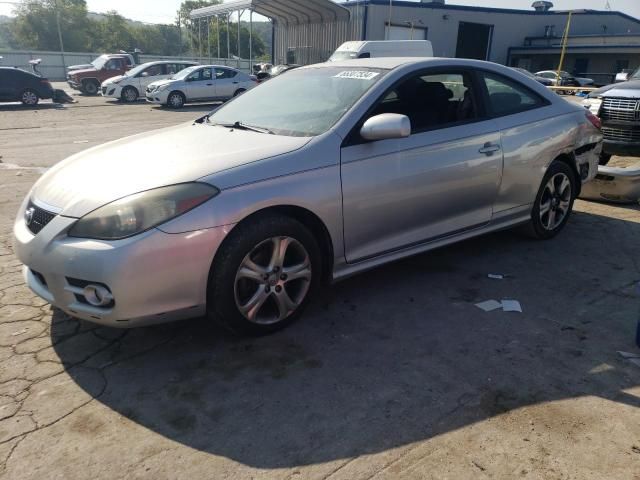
[145,89,169,105]
[603,139,640,157]
[13,206,230,328]
[67,79,81,90]
[101,84,122,98]
[580,164,640,204]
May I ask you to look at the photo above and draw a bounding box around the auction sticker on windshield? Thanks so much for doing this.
[334,71,380,80]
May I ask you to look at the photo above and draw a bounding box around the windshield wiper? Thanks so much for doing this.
[217,121,274,135]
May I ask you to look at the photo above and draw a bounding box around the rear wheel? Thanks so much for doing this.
[121,86,139,103]
[207,214,321,336]
[81,80,99,96]
[21,89,39,106]
[525,161,577,240]
[167,91,185,108]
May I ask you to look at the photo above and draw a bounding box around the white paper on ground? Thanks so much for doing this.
[475,300,502,312]
[487,274,504,280]
[617,351,640,359]
[501,300,522,313]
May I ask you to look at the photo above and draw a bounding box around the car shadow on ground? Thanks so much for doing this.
[0,102,65,111]
[51,207,640,468]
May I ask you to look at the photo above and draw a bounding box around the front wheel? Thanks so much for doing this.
[81,80,99,96]
[208,215,321,336]
[167,91,185,108]
[121,86,139,103]
[21,89,39,106]
[525,161,577,240]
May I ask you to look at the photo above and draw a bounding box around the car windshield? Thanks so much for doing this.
[172,66,199,80]
[126,63,154,77]
[91,55,109,69]
[208,66,386,137]
[328,51,359,62]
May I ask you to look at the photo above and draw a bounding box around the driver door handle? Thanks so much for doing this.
[479,142,501,156]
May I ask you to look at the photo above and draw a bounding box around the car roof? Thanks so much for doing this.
[304,57,523,72]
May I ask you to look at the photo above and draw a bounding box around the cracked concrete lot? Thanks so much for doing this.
[0,89,639,479]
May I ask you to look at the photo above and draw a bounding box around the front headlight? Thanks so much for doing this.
[156,84,170,92]
[583,97,602,115]
[68,183,219,240]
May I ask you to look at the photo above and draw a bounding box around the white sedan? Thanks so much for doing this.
[101,61,198,102]
[146,65,257,108]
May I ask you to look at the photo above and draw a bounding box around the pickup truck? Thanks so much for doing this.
[67,53,136,73]
[583,67,640,164]
[67,54,134,95]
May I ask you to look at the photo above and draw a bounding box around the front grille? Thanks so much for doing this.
[25,201,56,235]
[601,97,639,122]
[601,126,640,142]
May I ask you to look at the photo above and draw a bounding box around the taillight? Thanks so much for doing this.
[40,79,51,87]
[585,110,601,130]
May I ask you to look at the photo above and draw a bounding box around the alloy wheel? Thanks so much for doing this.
[169,93,183,108]
[22,90,38,105]
[123,87,138,102]
[539,172,572,230]
[234,236,312,325]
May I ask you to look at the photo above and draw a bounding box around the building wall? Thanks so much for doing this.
[348,2,640,65]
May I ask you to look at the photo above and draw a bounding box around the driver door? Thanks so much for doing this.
[340,69,503,262]
[186,67,215,101]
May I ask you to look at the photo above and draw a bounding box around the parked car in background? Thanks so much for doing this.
[145,65,257,108]
[256,64,301,82]
[511,67,553,86]
[583,69,640,164]
[67,53,137,73]
[329,40,433,61]
[67,54,133,95]
[101,61,198,102]
[14,58,601,335]
[535,70,582,87]
[0,66,54,105]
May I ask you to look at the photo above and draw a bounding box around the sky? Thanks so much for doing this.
[0,0,639,24]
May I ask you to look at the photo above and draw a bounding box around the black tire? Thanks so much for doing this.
[20,89,39,106]
[233,88,246,97]
[524,161,577,240]
[599,153,612,166]
[167,91,185,108]
[121,86,139,103]
[207,214,322,336]
[82,80,99,96]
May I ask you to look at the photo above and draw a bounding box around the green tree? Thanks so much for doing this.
[89,11,133,52]
[11,0,91,52]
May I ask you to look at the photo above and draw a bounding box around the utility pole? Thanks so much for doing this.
[54,0,66,70]
[556,11,573,83]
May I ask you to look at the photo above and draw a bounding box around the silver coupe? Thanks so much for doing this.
[14,57,602,335]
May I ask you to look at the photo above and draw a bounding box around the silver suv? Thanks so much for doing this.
[584,68,640,164]
[145,65,257,108]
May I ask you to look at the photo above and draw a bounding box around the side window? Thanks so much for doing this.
[188,69,203,82]
[202,68,213,81]
[368,71,478,133]
[215,68,237,79]
[105,59,118,70]
[144,64,163,77]
[482,72,545,117]
[166,64,178,75]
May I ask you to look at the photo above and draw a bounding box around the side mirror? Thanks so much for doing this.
[360,113,411,141]
[615,72,629,83]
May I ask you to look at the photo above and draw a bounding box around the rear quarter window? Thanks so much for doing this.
[482,72,547,117]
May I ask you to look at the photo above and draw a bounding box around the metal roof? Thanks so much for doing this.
[190,0,351,24]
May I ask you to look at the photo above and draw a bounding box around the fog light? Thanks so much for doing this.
[82,284,113,307]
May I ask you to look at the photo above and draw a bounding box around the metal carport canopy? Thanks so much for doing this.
[189,0,351,24]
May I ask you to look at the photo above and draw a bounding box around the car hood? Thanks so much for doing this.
[32,123,312,218]
[148,79,173,89]
[588,79,640,98]
[68,67,97,77]
[102,75,126,86]
[68,64,92,71]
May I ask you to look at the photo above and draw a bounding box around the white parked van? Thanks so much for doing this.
[328,40,433,62]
